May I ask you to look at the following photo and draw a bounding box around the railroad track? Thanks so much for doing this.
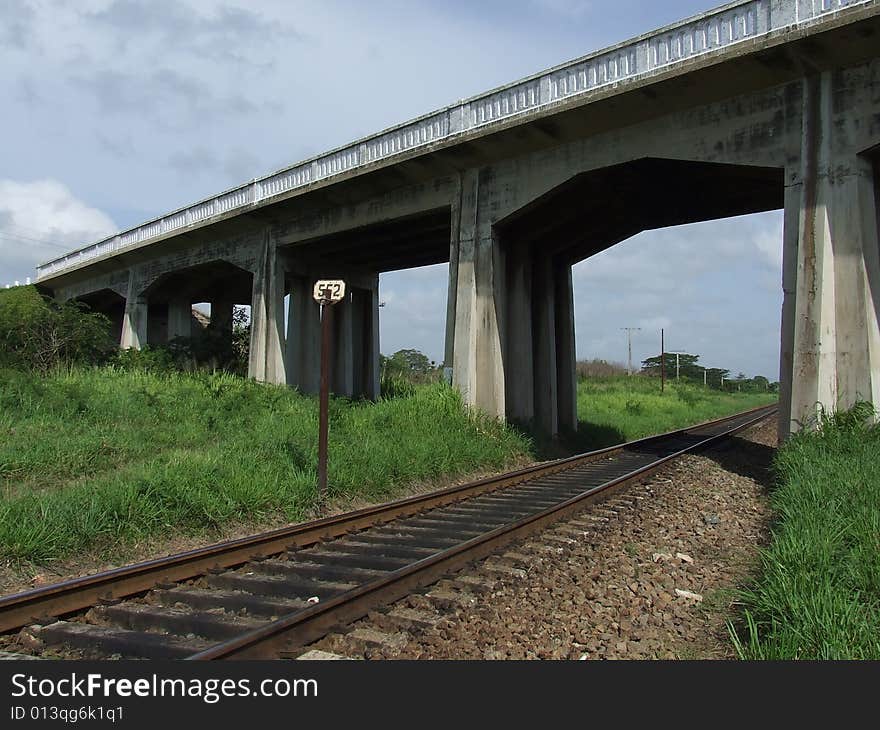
[0,405,775,660]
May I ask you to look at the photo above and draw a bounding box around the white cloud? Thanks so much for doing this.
[0,179,117,283]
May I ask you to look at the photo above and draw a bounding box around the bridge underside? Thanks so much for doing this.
[74,289,125,346]
[488,159,786,434]
[44,49,880,439]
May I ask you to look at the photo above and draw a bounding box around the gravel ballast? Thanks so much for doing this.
[307,418,777,660]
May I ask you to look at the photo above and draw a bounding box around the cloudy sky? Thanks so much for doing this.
[0,0,783,380]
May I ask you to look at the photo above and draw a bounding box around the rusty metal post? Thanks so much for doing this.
[660,328,665,394]
[317,302,333,504]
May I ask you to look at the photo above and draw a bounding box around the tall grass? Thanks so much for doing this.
[0,367,528,563]
[729,403,880,659]
[0,368,775,566]
[575,376,776,447]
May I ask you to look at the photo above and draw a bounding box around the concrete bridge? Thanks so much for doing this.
[35,0,880,438]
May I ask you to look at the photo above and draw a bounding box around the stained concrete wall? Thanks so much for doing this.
[779,70,880,437]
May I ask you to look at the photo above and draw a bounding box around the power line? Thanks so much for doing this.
[0,231,78,251]
[0,221,115,252]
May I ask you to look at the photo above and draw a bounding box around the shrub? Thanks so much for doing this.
[0,286,114,371]
[111,346,176,373]
[380,371,417,399]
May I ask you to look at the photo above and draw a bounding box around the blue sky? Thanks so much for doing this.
[0,0,783,379]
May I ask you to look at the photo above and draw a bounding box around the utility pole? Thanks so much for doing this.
[667,350,686,381]
[703,368,707,387]
[660,328,665,393]
[621,327,641,376]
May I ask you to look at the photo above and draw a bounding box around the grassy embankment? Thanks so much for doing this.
[574,376,776,449]
[1,369,773,566]
[730,404,880,659]
[0,368,527,564]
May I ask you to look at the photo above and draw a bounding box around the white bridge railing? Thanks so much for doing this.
[36,0,875,280]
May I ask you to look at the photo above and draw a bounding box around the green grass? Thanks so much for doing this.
[0,368,774,566]
[573,376,776,448]
[0,366,528,563]
[729,404,880,660]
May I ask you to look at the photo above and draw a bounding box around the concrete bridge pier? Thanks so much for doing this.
[167,297,192,341]
[450,175,506,423]
[450,175,577,437]
[120,278,147,350]
[554,261,578,434]
[327,276,380,400]
[248,235,287,385]
[286,277,321,395]
[209,299,234,337]
[780,71,880,437]
[502,245,577,436]
[282,269,380,400]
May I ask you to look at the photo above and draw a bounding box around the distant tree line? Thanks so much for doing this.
[576,359,629,378]
[640,352,777,392]
[572,352,776,391]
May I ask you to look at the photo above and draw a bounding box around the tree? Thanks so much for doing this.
[705,368,731,389]
[641,352,703,381]
[384,348,433,375]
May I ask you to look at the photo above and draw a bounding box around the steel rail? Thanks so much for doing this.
[187,403,774,659]
[0,404,774,636]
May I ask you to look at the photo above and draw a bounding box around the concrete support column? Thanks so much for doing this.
[781,72,880,437]
[532,255,559,436]
[554,260,578,432]
[443,179,463,377]
[121,276,147,350]
[167,297,192,341]
[451,170,506,420]
[331,290,354,397]
[504,243,535,424]
[286,278,321,395]
[830,155,880,413]
[248,231,287,385]
[502,244,576,436]
[351,276,380,400]
[210,299,234,336]
[286,274,379,400]
[778,182,800,438]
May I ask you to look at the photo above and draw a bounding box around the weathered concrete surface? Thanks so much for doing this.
[248,232,286,385]
[780,70,880,437]
[286,277,322,395]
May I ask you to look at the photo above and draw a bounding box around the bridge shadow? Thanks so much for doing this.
[703,435,778,492]
[516,419,627,461]
[516,422,778,491]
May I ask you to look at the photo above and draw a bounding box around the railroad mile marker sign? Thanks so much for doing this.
[313,279,346,304]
